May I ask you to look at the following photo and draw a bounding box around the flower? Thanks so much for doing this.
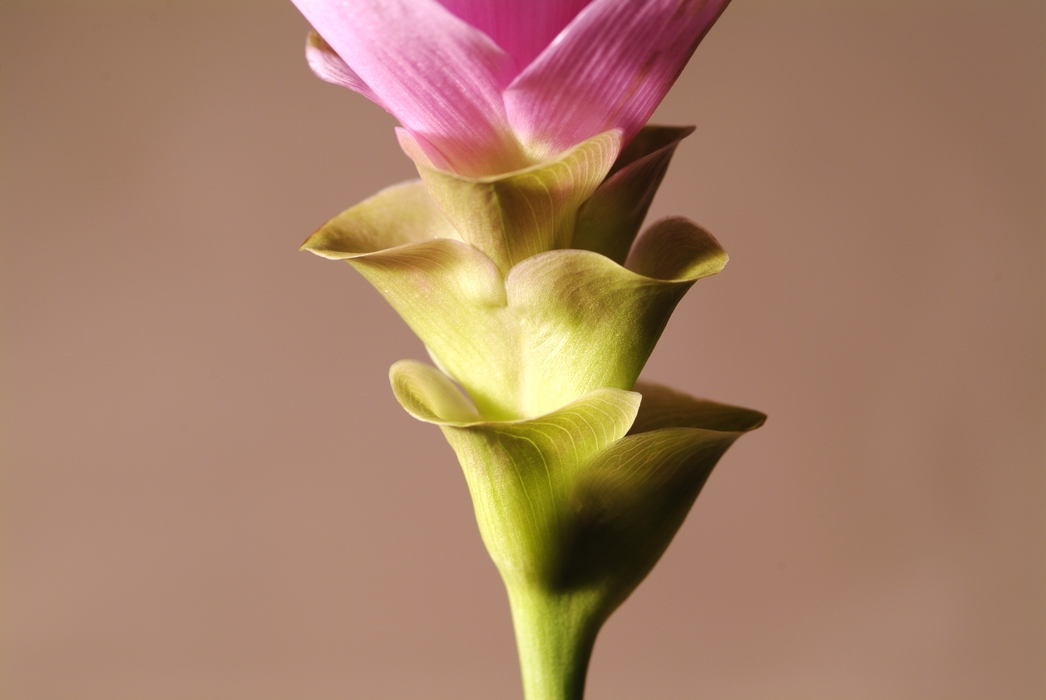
[291,5,764,694]
[292,0,731,177]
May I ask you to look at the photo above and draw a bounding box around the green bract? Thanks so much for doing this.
[392,360,765,600]
[573,125,695,264]
[391,360,764,700]
[399,128,622,274]
[303,128,725,419]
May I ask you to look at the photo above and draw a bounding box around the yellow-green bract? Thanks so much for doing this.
[303,127,724,420]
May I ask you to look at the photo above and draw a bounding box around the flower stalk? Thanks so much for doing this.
[507,586,600,700]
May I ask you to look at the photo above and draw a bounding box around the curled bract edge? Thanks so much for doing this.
[390,359,765,622]
[302,127,724,420]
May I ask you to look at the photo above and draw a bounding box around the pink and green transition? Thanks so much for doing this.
[293,0,731,175]
[291,2,761,700]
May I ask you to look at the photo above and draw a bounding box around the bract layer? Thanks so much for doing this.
[304,179,725,419]
[398,129,621,273]
[391,360,765,619]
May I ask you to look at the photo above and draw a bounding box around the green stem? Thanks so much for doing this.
[506,585,602,700]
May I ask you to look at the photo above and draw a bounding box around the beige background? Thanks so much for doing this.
[2,1,1043,698]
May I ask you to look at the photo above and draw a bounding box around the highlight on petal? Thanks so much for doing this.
[573,124,695,264]
[436,0,595,70]
[412,130,622,273]
[305,31,386,109]
[504,0,731,160]
[390,359,641,580]
[292,0,528,175]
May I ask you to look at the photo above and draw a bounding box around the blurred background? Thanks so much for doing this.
[2,1,1043,698]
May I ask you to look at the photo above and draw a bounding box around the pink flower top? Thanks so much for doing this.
[294,0,730,177]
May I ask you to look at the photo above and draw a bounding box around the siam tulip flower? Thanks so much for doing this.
[293,0,731,177]
[289,1,763,698]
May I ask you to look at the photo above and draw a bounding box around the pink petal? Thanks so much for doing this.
[435,0,594,70]
[292,0,528,176]
[396,127,451,172]
[504,0,731,160]
[305,31,386,110]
